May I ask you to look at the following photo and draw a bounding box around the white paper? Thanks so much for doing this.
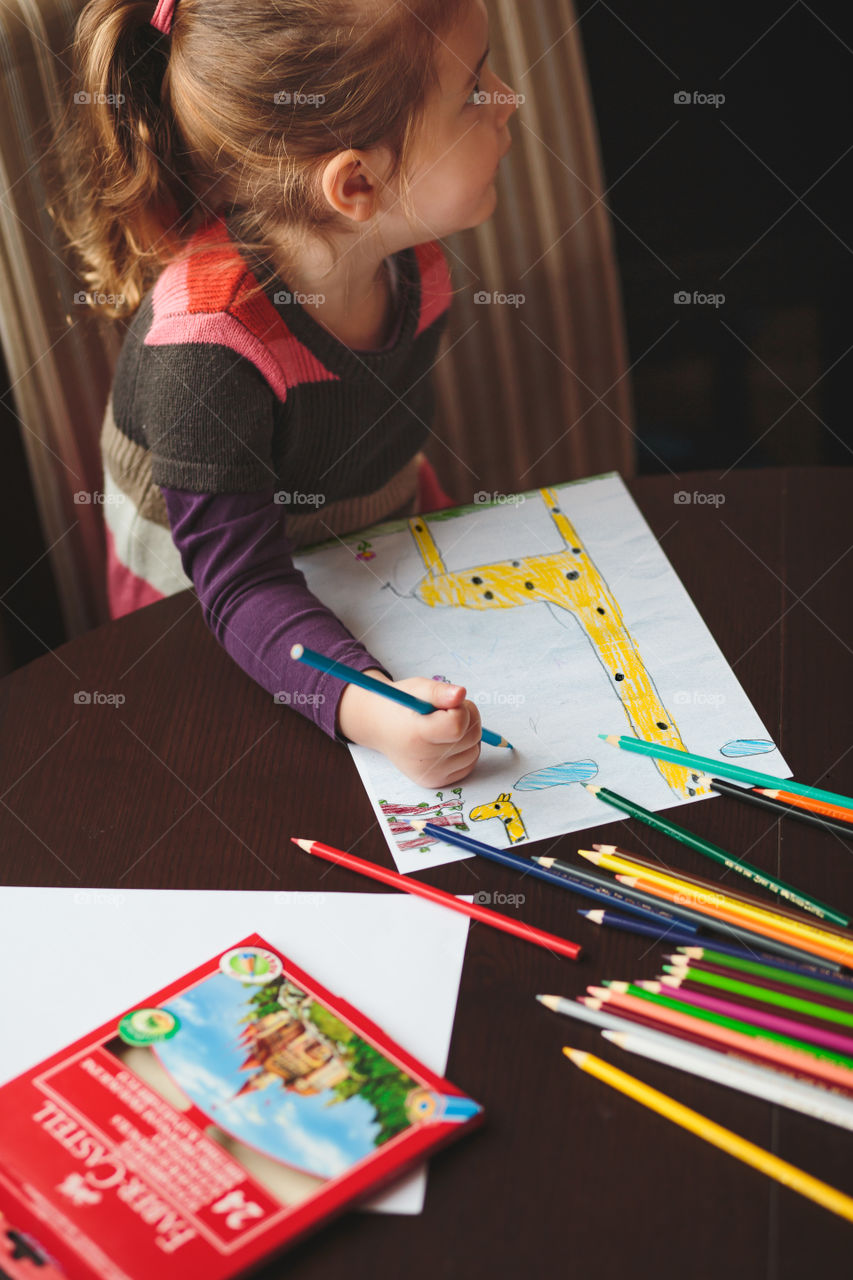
[294,473,791,871]
[0,889,472,1214]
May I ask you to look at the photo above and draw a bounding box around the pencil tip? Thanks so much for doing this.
[563,1047,586,1066]
[584,783,601,794]
[535,856,555,868]
[536,994,559,1011]
[410,819,425,831]
[290,643,304,659]
[291,837,313,852]
[597,733,608,741]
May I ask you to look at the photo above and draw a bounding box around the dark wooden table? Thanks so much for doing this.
[1,468,851,1277]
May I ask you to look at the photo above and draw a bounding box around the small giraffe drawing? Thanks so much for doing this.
[469,793,528,845]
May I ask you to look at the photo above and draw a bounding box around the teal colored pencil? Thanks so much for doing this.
[291,645,513,748]
[600,733,853,812]
[584,783,848,927]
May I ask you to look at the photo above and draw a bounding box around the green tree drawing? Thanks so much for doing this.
[240,985,416,1146]
[327,1036,418,1146]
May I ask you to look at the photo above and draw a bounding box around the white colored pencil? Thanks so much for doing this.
[601,1029,853,1133]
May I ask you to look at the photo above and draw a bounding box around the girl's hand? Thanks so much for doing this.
[337,671,482,787]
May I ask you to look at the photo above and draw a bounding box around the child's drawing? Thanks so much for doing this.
[514,759,598,790]
[295,474,790,873]
[407,488,706,801]
[469,793,528,845]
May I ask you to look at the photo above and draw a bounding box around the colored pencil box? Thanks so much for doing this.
[0,934,482,1278]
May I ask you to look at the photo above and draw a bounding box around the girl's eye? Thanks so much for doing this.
[466,77,486,108]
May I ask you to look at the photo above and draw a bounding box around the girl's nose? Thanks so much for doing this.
[494,77,520,125]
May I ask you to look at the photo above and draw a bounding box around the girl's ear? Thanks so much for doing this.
[320,148,391,223]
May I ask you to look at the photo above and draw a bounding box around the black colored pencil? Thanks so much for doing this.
[705,774,853,841]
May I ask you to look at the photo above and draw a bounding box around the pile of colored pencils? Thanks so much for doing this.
[539,945,853,1218]
[570,844,853,972]
[599,733,853,842]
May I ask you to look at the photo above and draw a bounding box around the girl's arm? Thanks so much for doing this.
[161,486,481,785]
[161,485,388,740]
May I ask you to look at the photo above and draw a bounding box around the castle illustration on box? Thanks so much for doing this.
[233,978,474,1131]
[235,982,352,1099]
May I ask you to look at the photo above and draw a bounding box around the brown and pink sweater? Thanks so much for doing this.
[100,214,454,738]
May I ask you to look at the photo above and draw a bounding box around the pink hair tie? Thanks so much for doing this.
[150,0,178,35]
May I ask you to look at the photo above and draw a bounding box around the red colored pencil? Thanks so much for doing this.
[579,997,853,1095]
[589,986,853,1092]
[291,837,582,960]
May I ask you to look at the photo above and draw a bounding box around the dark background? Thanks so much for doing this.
[1,0,851,667]
[582,0,853,472]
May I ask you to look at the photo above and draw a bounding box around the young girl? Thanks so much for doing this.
[56,0,517,787]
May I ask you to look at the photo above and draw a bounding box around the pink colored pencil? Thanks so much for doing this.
[589,987,853,1092]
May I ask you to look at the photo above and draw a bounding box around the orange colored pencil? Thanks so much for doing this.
[613,868,853,955]
[587,987,853,1091]
[603,858,853,957]
[757,788,853,824]
[594,842,853,941]
[618,875,853,969]
[611,869,853,953]
[291,837,582,960]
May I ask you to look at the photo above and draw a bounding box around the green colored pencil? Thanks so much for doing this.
[584,783,848,927]
[664,964,853,1030]
[291,644,512,748]
[675,946,853,1004]
[599,733,853,812]
[603,983,853,1070]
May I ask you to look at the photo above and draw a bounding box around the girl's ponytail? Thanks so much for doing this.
[51,0,465,321]
[51,0,194,317]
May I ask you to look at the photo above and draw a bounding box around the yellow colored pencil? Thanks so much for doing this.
[578,849,853,962]
[620,876,853,970]
[563,1048,853,1223]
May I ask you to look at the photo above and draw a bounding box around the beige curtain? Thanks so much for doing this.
[0,0,121,634]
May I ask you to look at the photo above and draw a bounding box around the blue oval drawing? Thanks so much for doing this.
[720,738,776,758]
[514,759,599,790]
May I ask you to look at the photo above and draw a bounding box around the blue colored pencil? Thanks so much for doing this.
[412,820,697,931]
[579,908,705,949]
[582,908,847,980]
[291,644,512,748]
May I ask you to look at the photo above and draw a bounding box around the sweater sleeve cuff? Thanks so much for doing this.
[327,654,395,746]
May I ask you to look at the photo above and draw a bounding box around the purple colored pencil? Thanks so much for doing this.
[659,982,853,1058]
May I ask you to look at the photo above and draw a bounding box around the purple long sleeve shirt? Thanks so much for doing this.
[161,486,393,742]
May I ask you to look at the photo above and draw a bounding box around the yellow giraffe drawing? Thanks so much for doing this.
[470,793,528,844]
[408,489,706,800]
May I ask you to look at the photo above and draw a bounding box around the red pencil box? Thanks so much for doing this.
[0,934,482,1278]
